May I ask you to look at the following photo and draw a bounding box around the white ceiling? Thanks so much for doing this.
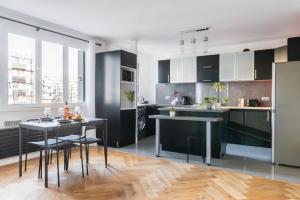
[0,0,300,57]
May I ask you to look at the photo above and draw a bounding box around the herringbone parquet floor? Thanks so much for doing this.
[0,147,300,200]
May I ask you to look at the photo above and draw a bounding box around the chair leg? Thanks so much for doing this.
[56,149,60,187]
[80,143,84,178]
[50,149,53,164]
[38,149,42,179]
[85,144,89,176]
[25,151,28,172]
[187,137,190,163]
[202,139,205,163]
[69,148,72,159]
[66,149,69,171]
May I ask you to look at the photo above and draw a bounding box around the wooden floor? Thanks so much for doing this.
[0,147,300,200]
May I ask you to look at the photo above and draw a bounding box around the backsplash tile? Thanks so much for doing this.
[227,80,272,107]
[156,83,196,105]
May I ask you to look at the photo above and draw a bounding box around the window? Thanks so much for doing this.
[68,47,84,103]
[41,41,63,103]
[5,32,85,107]
[8,33,36,104]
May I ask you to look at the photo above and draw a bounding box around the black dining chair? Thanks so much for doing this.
[58,120,105,176]
[186,135,206,163]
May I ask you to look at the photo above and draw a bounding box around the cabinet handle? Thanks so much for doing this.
[266,111,270,122]
[202,80,212,82]
[167,75,170,83]
[201,66,212,69]
[254,69,257,79]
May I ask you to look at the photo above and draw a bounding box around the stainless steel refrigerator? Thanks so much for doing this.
[272,61,300,167]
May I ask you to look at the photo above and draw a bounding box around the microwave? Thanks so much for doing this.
[121,68,135,82]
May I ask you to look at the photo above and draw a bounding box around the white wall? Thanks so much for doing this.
[137,53,158,104]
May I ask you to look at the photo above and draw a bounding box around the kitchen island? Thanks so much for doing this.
[158,107,229,159]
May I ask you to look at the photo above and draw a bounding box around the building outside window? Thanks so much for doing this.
[8,33,36,104]
[41,41,64,104]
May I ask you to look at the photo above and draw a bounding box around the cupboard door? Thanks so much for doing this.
[197,68,219,82]
[158,60,170,83]
[182,57,196,82]
[254,49,274,80]
[197,55,219,69]
[121,51,137,68]
[244,110,271,147]
[219,53,236,81]
[236,51,254,81]
[170,59,183,83]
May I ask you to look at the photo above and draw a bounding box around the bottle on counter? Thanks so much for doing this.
[63,101,70,119]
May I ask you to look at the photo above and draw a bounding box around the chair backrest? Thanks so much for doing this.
[57,122,83,137]
[85,120,104,131]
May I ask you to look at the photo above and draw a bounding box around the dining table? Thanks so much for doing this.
[18,117,108,188]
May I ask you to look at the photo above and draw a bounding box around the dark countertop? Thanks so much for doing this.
[158,107,229,113]
[138,104,272,111]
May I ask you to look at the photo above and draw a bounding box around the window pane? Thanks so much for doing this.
[68,48,84,103]
[8,33,35,104]
[42,41,63,103]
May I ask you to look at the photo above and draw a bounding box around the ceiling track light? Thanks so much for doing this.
[178,27,210,55]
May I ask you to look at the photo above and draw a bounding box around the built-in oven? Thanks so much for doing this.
[121,67,135,82]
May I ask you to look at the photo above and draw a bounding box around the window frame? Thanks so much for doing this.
[1,31,86,111]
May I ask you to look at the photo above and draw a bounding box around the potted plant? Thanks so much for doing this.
[213,82,225,109]
[222,97,229,106]
[203,96,216,110]
[125,90,135,107]
[170,107,176,117]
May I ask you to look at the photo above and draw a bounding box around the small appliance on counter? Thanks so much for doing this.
[181,96,191,105]
[247,99,259,107]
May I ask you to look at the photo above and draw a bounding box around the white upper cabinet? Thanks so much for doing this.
[219,51,254,81]
[236,51,254,81]
[182,57,196,82]
[170,57,196,83]
[170,59,183,83]
[220,53,236,81]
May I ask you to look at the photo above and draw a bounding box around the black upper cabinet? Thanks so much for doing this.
[197,55,219,82]
[254,49,274,80]
[158,60,170,83]
[288,37,300,61]
[197,54,219,69]
[121,50,137,68]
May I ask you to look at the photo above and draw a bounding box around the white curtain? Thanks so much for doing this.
[85,40,96,118]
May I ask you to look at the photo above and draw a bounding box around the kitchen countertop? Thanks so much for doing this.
[158,107,229,113]
[222,106,272,111]
[138,104,271,111]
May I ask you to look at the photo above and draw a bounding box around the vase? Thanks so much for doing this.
[170,111,176,117]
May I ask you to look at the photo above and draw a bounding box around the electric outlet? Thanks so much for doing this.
[262,97,270,101]
[165,96,170,100]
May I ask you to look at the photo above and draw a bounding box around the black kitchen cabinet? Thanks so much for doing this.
[288,37,300,61]
[227,109,271,148]
[254,49,274,80]
[158,60,170,83]
[197,55,219,82]
[121,50,137,68]
[120,109,136,146]
[95,50,137,147]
